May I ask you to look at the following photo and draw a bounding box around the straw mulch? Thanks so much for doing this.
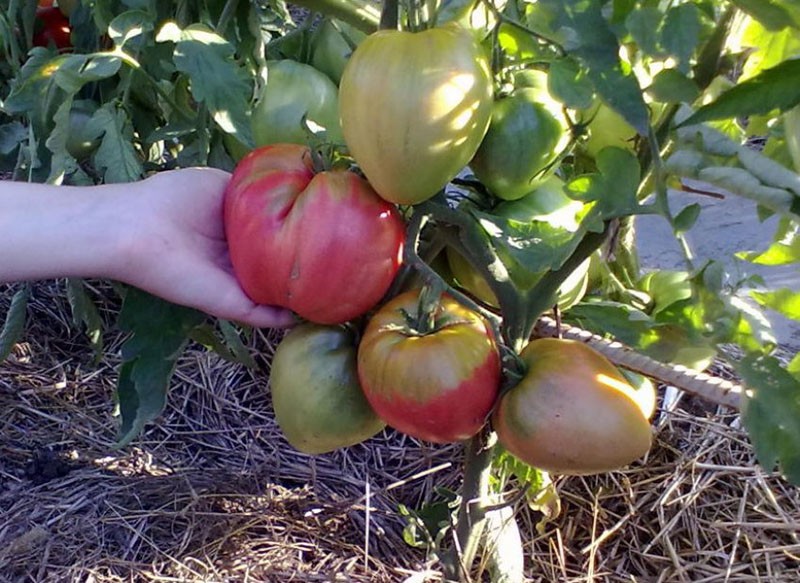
[1,281,799,582]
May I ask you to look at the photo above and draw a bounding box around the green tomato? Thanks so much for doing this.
[581,100,637,159]
[66,100,101,160]
[339,23,493,205]
[270,323,385,455]
[470,71,569,201]
[252,60,343,147]
[784,104,800,174]
[309,18,365,85]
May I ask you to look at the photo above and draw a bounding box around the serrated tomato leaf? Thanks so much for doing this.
[0,285,30,363]
[536,0,650,135]
[738,353,800,485]
[679,59,800,127]
[115,288,206,446]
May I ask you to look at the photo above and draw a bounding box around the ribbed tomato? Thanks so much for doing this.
[357,290,501,443]
[492,338,654,475]
[224,144,405,324]
[270,323,385,454]
[339,23,493,205]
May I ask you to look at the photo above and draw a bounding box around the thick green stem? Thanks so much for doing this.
[290,0,380,33]
[443,430,497,582]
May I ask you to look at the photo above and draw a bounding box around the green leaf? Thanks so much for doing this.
[0,122,27,155]
[638,270,693,315]
[661,3,704,72]
[789,353,800,380]
[66,278,105,361]
[673,202,702,233]
[107,10,154,48]
[91,104,144,184]
[750,288,800,320]
[730,0,799,31]
[647,69,700,104]
[53,54,122,94]
[566,147,641,219]
[0,285,30,363]
[115,288,206,446]
[738,228,800,265]
[740,20,800,81]
[548,57,594,110]
[2,50,68,115]
[625,7,663,58]
[188,320,257,368]
[536,0,650,135]
[679,59,800,127]
[156,22,254,148]
[739,353,800,485]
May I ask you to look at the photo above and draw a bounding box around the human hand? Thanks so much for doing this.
[114,168,295,328]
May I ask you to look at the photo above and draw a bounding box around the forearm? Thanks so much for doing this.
[0,180,132,284]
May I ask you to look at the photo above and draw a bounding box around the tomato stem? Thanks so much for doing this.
[443,428,496,581]
[380,0,399,30]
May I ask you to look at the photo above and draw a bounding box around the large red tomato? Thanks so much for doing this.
[492,338,654,475]
[224,144,405,324]
[357,290,501,443]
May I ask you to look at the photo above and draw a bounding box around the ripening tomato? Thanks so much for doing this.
[224,144,405,324]
[492,338,654,475]
[33,6,71,49]
[252,60,343,147]
[339,23,493,205]
[470,70,569,201]
[357,290,501,443]
[270,323,385,454]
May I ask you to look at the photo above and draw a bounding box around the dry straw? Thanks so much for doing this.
[1,281,799,582]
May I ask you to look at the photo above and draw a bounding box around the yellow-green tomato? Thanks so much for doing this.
[270,323,385,455]
[252,60,343,147]
[339,23,493,205]
[581,100,638,159]
[470,70,569,201]
[492,338,654,475]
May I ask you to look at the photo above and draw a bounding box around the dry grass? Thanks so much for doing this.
[1,281,799,582]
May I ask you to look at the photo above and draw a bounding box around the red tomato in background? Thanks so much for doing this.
[357,290,501,443]
[33,6,72,50]
[224,144,405,324]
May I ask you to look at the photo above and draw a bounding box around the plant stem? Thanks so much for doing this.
[443,429,497,582]
[289,0,380,33]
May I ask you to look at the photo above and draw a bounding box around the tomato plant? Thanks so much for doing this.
[224,143,405,324]
[252,60,343,147]
[339,23,493,204]
[493,338,654,474]
[357,289,501,443]
[270,323,385,454]
[470,71,569,201]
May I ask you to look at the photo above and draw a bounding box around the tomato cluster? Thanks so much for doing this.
[224,20,654,473]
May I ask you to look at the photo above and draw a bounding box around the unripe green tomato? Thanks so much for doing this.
[309,18,365,85]
[270,323,385,455]
[66,100,101,160]
[252,60,343,147]
[470,72,569,201]
[784,105,800,174]
[581,101,637,159]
